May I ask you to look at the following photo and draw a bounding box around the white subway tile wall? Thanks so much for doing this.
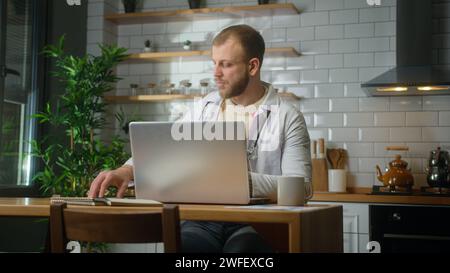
[374,112,405,127]
[344,113,373,127]
[314,113,343,127]
[329,97,359,112]
[88,0,450,191]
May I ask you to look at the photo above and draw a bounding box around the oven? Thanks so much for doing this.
[370,205,450,252]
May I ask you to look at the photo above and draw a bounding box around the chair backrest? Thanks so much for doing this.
[50,203,181,253]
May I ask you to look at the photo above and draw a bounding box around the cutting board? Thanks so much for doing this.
[312,158,328,192]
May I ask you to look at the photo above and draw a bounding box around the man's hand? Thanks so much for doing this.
[88,165,134,198]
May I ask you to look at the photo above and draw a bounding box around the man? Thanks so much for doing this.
[88,24,311,253]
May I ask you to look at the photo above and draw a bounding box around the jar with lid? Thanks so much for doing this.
[165,83,175,94]
[199,78,211,96]
[200,82,209,96]
[180,80,192,95]
[130,84,139,96]
[159,80,175,94]
[146,83,156,95]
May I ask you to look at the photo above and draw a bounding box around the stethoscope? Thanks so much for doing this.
[246,111,270,161]
[200,101,271,162]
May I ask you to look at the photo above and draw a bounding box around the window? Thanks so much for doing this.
[0,0,44,193]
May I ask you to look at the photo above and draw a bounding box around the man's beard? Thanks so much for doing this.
[218,73,250,99]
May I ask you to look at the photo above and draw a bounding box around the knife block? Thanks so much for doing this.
[312,158,328,192]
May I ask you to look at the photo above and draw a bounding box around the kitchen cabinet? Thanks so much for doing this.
[309,201,369,253]
[343,234,369,253]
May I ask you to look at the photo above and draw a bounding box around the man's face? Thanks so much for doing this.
[211,39,250,99]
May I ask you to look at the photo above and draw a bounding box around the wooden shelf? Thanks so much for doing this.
[105,94,199,103]
[105,3,300,24]
[104,92,301,103]
[127,47,301,62]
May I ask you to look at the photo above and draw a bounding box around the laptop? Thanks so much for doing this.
[129,121,269,205]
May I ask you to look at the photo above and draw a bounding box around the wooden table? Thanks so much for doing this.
[0,198,343,253]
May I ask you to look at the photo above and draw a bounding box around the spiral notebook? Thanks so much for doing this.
[50,196,162,207]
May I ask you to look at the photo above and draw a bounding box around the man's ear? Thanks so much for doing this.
[248,58,260,76]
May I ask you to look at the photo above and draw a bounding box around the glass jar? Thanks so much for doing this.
[181,81,192,95]
[146,83,156,95]
[165,83,175,94]
[200,82,209,96]
[130,84,139,96]
[199,78,211,96]
[159,80,175,95]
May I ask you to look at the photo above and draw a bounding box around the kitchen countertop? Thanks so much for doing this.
[1,191,449,208]
[311,189,450,206]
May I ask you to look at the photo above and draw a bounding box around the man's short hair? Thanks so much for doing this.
[212,24,265,68]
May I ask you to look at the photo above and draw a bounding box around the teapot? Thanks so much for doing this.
[376,155,414,188]
[425,147,450,188]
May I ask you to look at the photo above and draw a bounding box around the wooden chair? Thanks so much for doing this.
[50,203,181,253]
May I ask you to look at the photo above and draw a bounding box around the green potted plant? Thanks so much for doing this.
[31,35,130,198]
[144,40,154,52]
[183,40,192,50]
[115,106,142,135]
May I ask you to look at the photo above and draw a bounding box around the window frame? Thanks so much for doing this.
[0,0,48,197]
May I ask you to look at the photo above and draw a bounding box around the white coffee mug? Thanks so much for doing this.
[277,176,312,206]
[328,169,347,193]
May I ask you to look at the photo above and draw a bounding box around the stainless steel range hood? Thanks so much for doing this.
[361,0,450,96]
